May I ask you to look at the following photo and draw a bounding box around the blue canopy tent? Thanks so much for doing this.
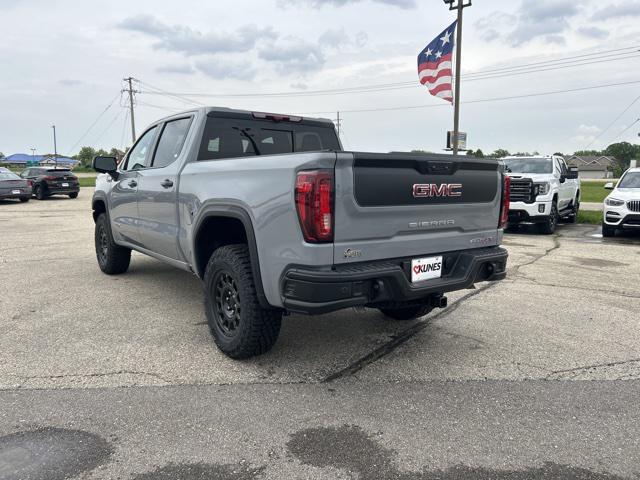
[3,153,79,167]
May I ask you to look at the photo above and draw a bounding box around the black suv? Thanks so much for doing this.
[20,168,80,200]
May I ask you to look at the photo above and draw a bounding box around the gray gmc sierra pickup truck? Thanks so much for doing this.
[92,107,509,359]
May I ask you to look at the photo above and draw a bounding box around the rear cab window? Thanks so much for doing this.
[198,113,341,161]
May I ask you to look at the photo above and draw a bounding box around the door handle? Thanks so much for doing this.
[160,179,174,188]
[128,180,138,188]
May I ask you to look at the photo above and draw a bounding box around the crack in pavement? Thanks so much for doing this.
[7,370,172,389]
[546,358,640,380]
[323,236,562,383]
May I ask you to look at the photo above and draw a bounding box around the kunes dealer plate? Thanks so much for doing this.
[411,255,443,283]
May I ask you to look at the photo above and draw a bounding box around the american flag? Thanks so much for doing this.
[417,21,457,104]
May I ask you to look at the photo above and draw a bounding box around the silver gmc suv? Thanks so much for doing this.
[92,107,509,358]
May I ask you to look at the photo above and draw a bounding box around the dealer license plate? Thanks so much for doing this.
[411,256,443,283]
[61,182,69,187]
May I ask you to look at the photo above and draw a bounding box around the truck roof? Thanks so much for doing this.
[501,155,562,160]
[153,106,335,127]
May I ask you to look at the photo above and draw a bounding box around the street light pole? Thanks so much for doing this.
[444,0,471,156]
[31,148,36,164]
[51,125,58,167]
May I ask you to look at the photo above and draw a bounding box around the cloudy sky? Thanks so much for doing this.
[1,0,639,157]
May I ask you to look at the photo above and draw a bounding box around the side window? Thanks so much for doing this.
[124,126,158,170]
[21,169,30,177]
[152,117,193,168]
[559,159,568,176]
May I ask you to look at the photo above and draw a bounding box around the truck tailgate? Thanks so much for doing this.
[333,152,503,264]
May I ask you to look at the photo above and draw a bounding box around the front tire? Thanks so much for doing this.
[537,201,558,234]
[34,185,46,200]
[602,223,616,238]
[95,213,131,274]
[68,192,78,199]
[204,244,282,359]
[378,304,433,321]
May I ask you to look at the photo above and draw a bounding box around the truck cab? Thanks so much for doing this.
[502,155,580,234]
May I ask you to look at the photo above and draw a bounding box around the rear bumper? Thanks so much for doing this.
[46,186,80,194]
[281,246,508,314]
[0,190,31,199]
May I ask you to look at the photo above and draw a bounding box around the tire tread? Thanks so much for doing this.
[204,244,281,359]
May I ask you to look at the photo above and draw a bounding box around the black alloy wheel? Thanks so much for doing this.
[213,271,242,336]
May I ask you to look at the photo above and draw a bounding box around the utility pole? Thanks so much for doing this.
[444,0,471,156]
[51,125,58,167]
[122,77,138,143]
[335,111,341,138]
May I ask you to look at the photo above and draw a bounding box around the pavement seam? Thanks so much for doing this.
[322,235,562,383]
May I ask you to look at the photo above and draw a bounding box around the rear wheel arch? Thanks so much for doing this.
[193,207,269,308]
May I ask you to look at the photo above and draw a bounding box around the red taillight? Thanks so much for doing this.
[27,180,33,187]
[295,170,334,243]
[499,175,511,229]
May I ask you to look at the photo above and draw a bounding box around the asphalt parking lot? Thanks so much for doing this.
[1,188,640,479]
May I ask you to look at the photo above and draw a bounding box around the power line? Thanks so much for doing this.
[92,109,124,147]
[293,79,640,115]
[136,46,639,99]
[609,118,640,143]
[66,92,121,155]
[120,108,130,150]
[584,93,640,149]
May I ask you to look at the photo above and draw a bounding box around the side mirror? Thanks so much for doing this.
[559,174,566,184]
[566,166,579,180]
[604,182,614,190]
[92,156,119,179]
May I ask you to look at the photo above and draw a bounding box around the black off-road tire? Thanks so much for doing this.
[69,192,78,199]
[95,213,131,274]
[34,185,46,200]
[204,244,282,359]
[19,197,29,203]
[602,223,616,238]
[378,304,433,321]
[537,201,558,234]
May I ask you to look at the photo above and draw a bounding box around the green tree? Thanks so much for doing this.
[572,150,603,157]
[75,146,96,167]
[605,142,639,167]
[489,149,510,158]
[472,148,484,158]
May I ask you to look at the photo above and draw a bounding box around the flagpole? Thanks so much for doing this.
[452,1,464,156]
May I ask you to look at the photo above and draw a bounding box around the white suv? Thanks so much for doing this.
[602,167,640,237]
[502,155,580,234]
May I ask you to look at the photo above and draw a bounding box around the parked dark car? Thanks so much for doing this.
[0,171,32,202]
[20,167,80,200]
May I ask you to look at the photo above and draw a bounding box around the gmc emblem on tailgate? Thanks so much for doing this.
[412,183,462,198]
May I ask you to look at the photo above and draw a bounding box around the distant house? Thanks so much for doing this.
[566,155,617,179]
[2,153,79,168]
